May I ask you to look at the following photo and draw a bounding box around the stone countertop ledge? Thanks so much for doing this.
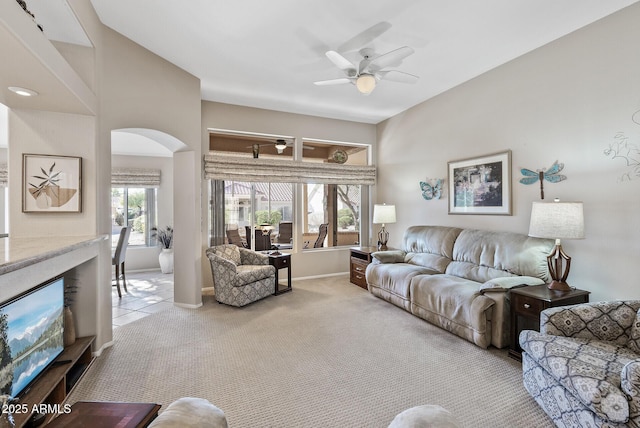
[0,235,109,275]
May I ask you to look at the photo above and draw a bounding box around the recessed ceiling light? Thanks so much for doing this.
[8,86,38,97]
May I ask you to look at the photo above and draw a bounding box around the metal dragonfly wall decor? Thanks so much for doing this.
[519,161,566,199]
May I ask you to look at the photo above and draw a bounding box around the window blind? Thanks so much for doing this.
[111,168,161,187]
[203,154,375,185]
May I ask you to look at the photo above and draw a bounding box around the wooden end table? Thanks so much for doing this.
[349,246,379,289]
[268,253,292,295]
[46,401,161,428]
[509,284,590,361]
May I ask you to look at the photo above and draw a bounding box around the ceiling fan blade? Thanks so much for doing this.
[325,51,356,74]
[313,78,353,86]
[369,46,414,71]
[377,70,419,84]
[338,21,392,52]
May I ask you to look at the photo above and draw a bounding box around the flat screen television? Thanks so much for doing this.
[0,277,65,398]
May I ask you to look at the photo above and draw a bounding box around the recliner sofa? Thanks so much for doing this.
[365,225,554,348]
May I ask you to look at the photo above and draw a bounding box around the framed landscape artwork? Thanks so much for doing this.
[23,154,82,213]
[448,150,512,215]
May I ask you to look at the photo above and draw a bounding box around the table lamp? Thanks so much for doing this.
[528,199,584,291]
[259,223,275,253]
[373,203,396,250]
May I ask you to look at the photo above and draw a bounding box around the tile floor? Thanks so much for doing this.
[112,270,174,329]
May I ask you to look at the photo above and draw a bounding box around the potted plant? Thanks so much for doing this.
[152,226,174,274]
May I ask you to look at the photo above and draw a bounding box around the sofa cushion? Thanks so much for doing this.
[410,274,495,348]
[447,229,553,283]
[520,330,637,423]
[235,265,275,285]
[366,263,440,301]
[401,226,462,269]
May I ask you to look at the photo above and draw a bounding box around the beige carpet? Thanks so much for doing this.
[69,275,553,427]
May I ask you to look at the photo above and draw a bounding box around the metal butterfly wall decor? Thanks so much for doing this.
[519,160,567,199]
[419,178,443,200]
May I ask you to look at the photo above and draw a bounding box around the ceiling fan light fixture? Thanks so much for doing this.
[275,139,288,153]
[356,74,376,94]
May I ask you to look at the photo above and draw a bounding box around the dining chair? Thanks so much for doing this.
[313,223,328,248]
[112,226,131,298]
[226,228,248,248]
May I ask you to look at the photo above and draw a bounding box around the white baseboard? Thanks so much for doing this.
[93,340,114,357]
[174,301,203,309]
[293,271,349,281]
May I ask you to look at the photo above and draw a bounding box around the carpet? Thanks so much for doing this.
[69,275,552,427]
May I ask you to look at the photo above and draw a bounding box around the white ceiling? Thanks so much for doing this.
[29,0,640,124]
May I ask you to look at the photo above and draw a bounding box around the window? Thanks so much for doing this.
[303,184,361,248]
[111,187,157,247]
[221,181,293,249]
[205,130,373,252]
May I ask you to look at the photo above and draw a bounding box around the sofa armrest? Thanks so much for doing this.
[540,301,640,343]
[622,360,640,413]
[371,250,405,264]
[238,248,269,265]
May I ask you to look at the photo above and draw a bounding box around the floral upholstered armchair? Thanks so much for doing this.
[519,300,640,427]
[206,244,275,307]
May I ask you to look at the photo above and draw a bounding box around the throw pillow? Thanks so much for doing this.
[479,276,545,293]
[388,405,461,428]
[628,309,640,354]
[148,397,227,428]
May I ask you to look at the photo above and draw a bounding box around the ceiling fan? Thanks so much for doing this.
[314,46,418,94]
[247,139,314,157]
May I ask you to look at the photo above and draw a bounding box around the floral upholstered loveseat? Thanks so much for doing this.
[520,300,640,427]
[206,244,275,307]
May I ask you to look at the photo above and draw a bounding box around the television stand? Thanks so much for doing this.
[12,336,95,428]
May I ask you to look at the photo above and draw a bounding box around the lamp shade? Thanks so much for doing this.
[528,201,584,239]
[373,204,396,224]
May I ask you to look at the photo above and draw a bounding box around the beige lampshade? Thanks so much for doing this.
[528,201,584,239]
[373,204,396,225]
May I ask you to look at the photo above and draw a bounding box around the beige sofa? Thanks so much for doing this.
[365,226,554,348]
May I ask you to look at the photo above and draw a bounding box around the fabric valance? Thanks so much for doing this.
[0,164,6,187]
[203,154,375,185]
[111,167,161,187]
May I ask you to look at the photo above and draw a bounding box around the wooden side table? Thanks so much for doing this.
[349,246,378,289]
[269,253,292,295]
[509,284,590,361]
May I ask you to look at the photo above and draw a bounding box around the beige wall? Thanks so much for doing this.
[100,23,202,306]
[201,102,376,284]
[8,109,96,237]
[376,3,640,303]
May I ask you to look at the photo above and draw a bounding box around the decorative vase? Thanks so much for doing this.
[63,306,76,346]
[159,248,174,274]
